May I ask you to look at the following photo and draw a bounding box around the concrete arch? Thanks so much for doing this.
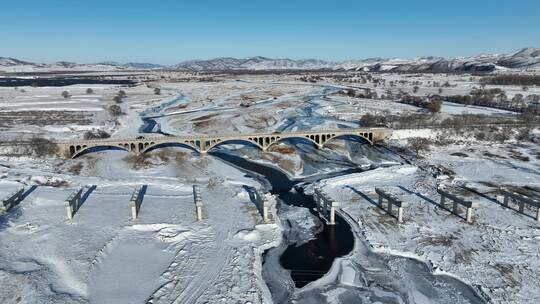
[322,133,373,147]
[205,138,264,152]
[266,135,321,150]
[141,141,200,154]
[70,144,130,158]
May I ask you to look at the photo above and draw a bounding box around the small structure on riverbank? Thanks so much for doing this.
[129,186,145,221]
[0,187,25,212]
[253,188,271,223]
[314,188,338,225]
[500,188,540,221]
[437,188,478,223]
[193,185,204,221]
[375,188,406,223]
[65,187,85,221]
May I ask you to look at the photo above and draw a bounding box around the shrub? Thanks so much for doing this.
[61,91,70,98]
[108,105,122,117]
[407,137,431,157]
[29,137,57,157]
[86,88,94,94]
[154,87,161,95]
[426,101,442,113]
[83,129,111,140]
[113,95,123,103]
[118,90,127,98]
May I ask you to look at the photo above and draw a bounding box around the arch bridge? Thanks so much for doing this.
[57,127,391,158]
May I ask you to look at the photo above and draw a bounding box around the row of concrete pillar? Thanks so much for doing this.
[500,188,540,221]
[375,188,407,223]
[436,188,478,224]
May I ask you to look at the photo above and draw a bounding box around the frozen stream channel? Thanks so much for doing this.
[211,151,486,304]
[139,84,487,303]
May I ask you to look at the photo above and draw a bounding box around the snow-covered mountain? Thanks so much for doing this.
[0,58,164,72]
[172,56,337,71]
[171,48,540,72]
[1,48,539,73]
[497,47,540,69]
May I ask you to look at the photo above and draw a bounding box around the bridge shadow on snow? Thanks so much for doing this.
[398,186,439,208]
[400,186,471,221]
[73,185,97,216]
[344,185,379,207]
[21,185,38,201]
[137,185,148,210]
[462,186,538,220]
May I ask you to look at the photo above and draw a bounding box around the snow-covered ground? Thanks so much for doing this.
[314,137,539,303]
[1,72,539,303]
[0,148,281,303]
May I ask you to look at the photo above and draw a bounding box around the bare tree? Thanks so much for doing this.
[407,137,431,157]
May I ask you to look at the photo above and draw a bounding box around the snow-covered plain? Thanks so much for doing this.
[0,71,539,303]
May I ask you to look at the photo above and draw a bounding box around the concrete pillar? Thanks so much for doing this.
[65,202,73,221]
[518,201,525,213]
[466,207,473,224]
[440,195,446,209]
[536,207,540,222]
[329,202,339,225]
[387,201,393,214]
[453,201,459,215]
[397,207,404,223]
[378,196,383,208]
[263,202,269,223]
[193,185,203,221]
[130,201,138,221]
[196,204,203,221]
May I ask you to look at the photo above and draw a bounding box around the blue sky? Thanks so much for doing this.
[1,0,538,64]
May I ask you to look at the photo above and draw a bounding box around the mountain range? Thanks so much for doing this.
[1,47,539,73]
